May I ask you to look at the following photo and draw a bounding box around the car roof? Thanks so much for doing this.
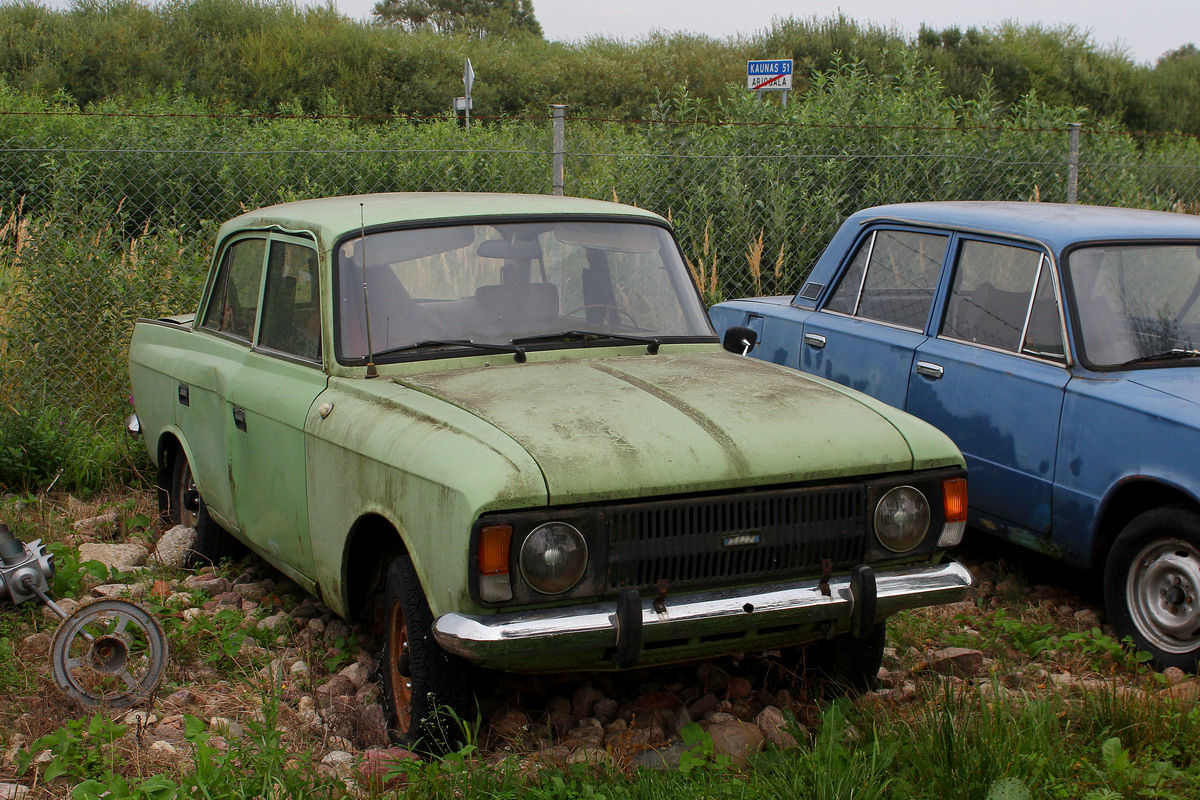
[850,202,1200,254]
[216,192,667,249]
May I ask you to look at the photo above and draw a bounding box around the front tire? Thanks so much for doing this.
[1104,505,1200,671]
[378,555,470,753]
[168,449,243,566]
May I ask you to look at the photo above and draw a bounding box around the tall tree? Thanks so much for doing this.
[372,0,542,38]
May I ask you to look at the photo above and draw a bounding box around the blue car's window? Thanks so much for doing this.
[1069,244,1200,367]
[942,240,1064,361]
[825,229,947,330]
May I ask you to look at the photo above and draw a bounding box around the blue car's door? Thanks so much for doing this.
[906,236,1071,538]
[800,227,950,408]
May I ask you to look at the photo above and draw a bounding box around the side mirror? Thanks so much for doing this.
[722,326,758,356]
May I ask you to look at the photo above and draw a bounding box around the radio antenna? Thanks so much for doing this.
[359,203,378,378]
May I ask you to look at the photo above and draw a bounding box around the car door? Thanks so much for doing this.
[800,227,949,408]
[177,235,268,532]
[225,234,328,580]
[906,236,1070,538]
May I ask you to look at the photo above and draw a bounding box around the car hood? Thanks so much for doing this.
[1128,368,1200,406]
[398,349,960,505]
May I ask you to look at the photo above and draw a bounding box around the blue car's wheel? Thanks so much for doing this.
[1104,505,1200,671]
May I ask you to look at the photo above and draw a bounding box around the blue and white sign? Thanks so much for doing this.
[746,59,793,91]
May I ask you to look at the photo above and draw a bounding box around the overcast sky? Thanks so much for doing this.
[323,0,1195,65]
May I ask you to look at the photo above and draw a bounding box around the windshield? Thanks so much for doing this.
[335,220,713,362]
[1067,243,1200,367]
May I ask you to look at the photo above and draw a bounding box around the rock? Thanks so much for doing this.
[233,582,269,602]
[545,696,575,727]
[923,647,985,678]
[42,597,79,623]
[705,710,736,724]
[72,511,119,533]
[631,741,693,771]
[214,591,243,609]
[307,618,327,634]
[257,612,290,632]
[490,709,531,740]
[19,632,51,659]
[1163,667,1188,686]
[565,718,605,748]
[665,706,692,740]
[687,693,719,719]
[755,706,798,749]
[165,689,198,709]
[339,662,372,689]
[571,685,605,719]
[696,662,731,695]
[291,597,322,619]
[152,525,196,568]
[90,583,134,599]
[593,698,618,723]
[356,683,381,706]
[0,783,29,799]
[358,704,390,749]
[149,741,178,757]
[317,675,356,698]
[152,718,185,743]
[325,620,351,641]
[566,746,613,767]
[78,542,148,572]
[123,711,157,727]
[318,750,356,780]
[707,721,764,765]
[1074,609,1103,629]
[727,676,752,700]
[359,748,418,790]
[1161,679,1200,703]
[181,607,205,623]
[290,660,311,679]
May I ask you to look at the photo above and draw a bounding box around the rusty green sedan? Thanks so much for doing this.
[128,192,970,749]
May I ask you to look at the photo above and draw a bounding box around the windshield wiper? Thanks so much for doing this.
[511,330,661,354]
[1121,348,1200,366]
[371,339,527,362]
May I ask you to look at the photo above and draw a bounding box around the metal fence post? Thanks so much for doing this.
[1067,122,1082,204]
[551,104,567,196]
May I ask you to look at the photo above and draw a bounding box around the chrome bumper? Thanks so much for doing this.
[433,560,971,664]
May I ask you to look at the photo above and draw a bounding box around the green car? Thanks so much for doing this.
[128,192,971,747]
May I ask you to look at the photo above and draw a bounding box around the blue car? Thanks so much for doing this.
[711,202,1200,670]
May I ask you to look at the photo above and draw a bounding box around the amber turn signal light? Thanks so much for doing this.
[478,525,512,575]
[942,477,968,523]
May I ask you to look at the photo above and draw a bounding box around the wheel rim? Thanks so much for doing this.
[174,459,198,529]
[1126,537,1200,654]
[386,599,413,733]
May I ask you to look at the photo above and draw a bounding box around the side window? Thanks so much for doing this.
[942,240,1064,360]
[825,230,948,329]
[202,238,266,341]
[260,241,322,361]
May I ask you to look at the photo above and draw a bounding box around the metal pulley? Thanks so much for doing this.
[0,523,169,708]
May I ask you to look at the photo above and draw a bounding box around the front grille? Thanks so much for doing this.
[605,484,868,592]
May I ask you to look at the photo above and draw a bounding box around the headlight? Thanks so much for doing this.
[519,522,588,594]
[874,486,930,552]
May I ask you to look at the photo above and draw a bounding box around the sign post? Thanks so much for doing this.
[462,58,475,130]
[746,59,793,106]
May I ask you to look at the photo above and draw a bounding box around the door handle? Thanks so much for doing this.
[233,407,247,432]
[803,333,827,349]
[915,361,944,379]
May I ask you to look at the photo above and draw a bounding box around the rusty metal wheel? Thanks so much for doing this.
[377,555,469,753]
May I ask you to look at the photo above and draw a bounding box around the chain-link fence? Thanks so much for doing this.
[1,107,1198,428]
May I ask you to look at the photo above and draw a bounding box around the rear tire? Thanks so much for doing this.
[378,555,470,753]
[1104,505,1200,672]
[168,449,243,566]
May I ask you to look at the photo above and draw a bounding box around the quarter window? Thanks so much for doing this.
[942,240,1064,360]
[826,230,948,330]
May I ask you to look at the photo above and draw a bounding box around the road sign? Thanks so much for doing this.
[463,59,475,97]
[747,59,793,91]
